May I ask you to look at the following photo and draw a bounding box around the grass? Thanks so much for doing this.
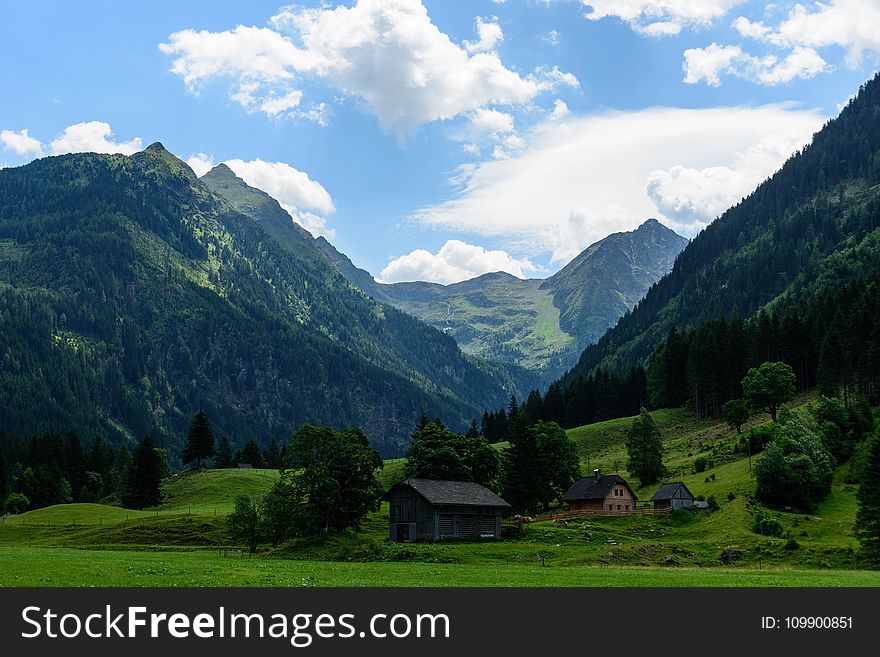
[0,547,876,587]
[0,396,875,586]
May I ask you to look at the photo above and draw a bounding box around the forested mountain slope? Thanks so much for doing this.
[0,144,521,458]
[562,73,880,389]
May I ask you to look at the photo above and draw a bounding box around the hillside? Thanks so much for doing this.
[318,220,687,384]
[0,401,874,585]
[0,145,524,459]
[563,74,880,385]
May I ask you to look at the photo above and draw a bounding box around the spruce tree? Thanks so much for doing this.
[123,436,163,509]
[182,410,215,469]
[240,440,266,468]
[855,433,880,564]
[214,436,234,469]
[264,438,282,469]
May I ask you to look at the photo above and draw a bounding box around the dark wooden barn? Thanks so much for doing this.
[650,482,695,510]
[563,469,637,515]
[386,479,511,542]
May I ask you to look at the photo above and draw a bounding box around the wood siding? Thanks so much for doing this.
[388,489,504,542]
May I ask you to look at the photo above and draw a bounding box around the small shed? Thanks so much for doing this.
[563,469,637,514]
[386,479,511,542]
[236,462,253,469]
[650,482,695,510]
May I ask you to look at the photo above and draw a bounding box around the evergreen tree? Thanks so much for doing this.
[532,421,580,511]
[501,415,542,513]
[264,438,282,469]
[123,436,164,509]
[405,420,471,482]
[722,399,752,469]
[0,446,7,513]
[214,436,234,469]
[110,445,131,496]
[182,411,215,469]
[240,440,266,468]
[855,432,880,564]
[86,435,112,481]
[625,408,664,485]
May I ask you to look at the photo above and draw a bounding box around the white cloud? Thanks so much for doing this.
[469,108,515,135]
[161,0,556,137]
[646,127,820,224]
[463,143,481,156]
[735,1,880,67]
[683,43,830,86]
[186,152,215,176]
[0,129,42,157]
[413,105,825,263]
[549,99,570,120]
[258,90,304,117]
[464,16,504,54]
[534,65,580,90]
[378,239,540,284]
[224,158,335,238]
[49,121,142,155]
[581,0,746,36]
[541,30,560,46]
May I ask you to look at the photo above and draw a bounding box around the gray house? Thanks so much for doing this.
[386,479,511,542]
[650,482,695,510]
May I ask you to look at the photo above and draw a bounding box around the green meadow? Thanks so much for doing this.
[0,398,876,587]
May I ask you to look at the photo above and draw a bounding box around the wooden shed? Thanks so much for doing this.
[650,482,695,510]
[386,479,511,542]
[563,469,637,515]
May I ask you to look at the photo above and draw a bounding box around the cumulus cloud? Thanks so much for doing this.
[161,0,557,137]
[49,121,143,155]
[469,108,515,135]
[683,43,829,86]
[413,105,825,263]
[378,239,540,284]
[464,16,504,53]
[0,129,43,156]
[549,99,570,120]
[186,152,215,177]
[581,0,746,36]
[734,1,880,67]
[226,157,335,238]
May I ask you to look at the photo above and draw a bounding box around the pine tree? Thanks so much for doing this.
[855,433,880,564]
[240,440,266,468]
[123,436,164,509]
[264,438,282,469]
[214,436,234,469]
[182,411,215,469]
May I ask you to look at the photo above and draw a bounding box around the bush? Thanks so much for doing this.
[752,508,784,537]
[706,495,719,511]
[693,456,711,473]
[727,491,736,502]
[755,411,834,510]
[785,538,800,550]
[4,492,29,515]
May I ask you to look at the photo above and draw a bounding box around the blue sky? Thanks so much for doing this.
[1,0,878,283]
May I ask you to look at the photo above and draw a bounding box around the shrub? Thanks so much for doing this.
[706,495,719,511]
[727,491,736,502]
[693,456,711,473]
[785,538,800,550]
[4,492,30,515]
[751,508,784,537]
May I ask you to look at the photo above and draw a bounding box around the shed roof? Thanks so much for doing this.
[392,479,511,508]
[563,474,635,502]
[650,482,694,502]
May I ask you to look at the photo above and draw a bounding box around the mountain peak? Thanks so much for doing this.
[203,163,237,180]
[144,141,169,154]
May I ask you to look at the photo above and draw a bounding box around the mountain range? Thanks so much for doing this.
[0,144,683,459]
[316,219,686,385]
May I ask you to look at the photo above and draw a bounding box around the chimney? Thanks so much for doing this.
[594,468,601,480]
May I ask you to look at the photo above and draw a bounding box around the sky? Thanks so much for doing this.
[1,0,878,284]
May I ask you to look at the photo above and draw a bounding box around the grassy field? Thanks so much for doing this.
[0,397,875,586]
[0,547,876,587]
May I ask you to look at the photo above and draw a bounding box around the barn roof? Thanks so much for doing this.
[394,479,511,508]
[650,482,694,501]
[563,474,635,502]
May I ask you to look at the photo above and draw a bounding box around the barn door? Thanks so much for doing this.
[396,523,410,542]
[453,516,462,538]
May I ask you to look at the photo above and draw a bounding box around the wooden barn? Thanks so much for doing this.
[386,479,511,542]
[650,482,695,510]
[563,470,637,514]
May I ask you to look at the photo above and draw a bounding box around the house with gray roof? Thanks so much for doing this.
[563,469,637,515]
[386,479,511,542]
[650,482,695,510]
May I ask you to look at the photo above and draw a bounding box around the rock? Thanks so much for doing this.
[661,556,678,566]
[719,549,742,564]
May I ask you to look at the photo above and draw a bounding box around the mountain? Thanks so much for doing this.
[0,145,525,459]
[561,73,880,392]
[317,220,687,385]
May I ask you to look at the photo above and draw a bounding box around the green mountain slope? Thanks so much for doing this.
[0,144,522,458]
[563,73,880,385]
[317,220,687,384]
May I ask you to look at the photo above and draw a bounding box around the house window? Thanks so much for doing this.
[625,505,629,511]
